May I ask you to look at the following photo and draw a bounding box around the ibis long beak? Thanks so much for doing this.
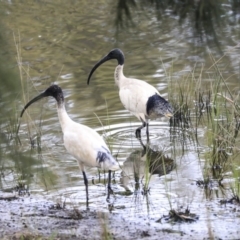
[87,55,111,85]
[20,92,47,117]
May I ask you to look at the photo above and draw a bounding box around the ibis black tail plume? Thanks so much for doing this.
[87,48,125,85]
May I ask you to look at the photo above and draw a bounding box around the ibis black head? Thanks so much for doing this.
[87,48,125,85]
[20,84,64,118]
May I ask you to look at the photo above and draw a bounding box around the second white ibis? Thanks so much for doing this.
[87,48,173,140]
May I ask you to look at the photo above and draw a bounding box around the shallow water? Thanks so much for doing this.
[0,0,240,238]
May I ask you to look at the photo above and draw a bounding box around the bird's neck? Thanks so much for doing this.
[114,65,125,87]
[57,102,72,131]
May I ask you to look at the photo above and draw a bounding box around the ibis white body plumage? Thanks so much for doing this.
[87,49,173,140]
[20,84,118,207]
[58,106,117,171]
[115,65,163,123]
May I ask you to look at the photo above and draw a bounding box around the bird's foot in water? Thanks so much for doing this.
[135,129,141,139]
[108,185,113,195]
[106,185,114,202]
[86,198,90,210]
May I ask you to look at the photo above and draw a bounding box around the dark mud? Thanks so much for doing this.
[0,193,182,240]
[1,191,240,240]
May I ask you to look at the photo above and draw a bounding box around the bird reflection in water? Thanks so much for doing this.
[120,139,175,195]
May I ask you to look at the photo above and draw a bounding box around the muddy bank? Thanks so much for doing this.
[0,193,170,240]
[0,188,240,240]
[0,192,199,240]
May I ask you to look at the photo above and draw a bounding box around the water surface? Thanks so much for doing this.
[1,0,240,238]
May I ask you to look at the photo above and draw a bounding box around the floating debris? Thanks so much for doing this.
[15,183,30,196]
[0,192,18,201]
[220,196,240,205]
[157,208,199,223]
[196,177,223,190]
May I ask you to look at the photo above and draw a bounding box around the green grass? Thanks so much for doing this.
[168,53,240,202]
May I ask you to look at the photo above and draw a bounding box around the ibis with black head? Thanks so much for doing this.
[20,84,119,208]
[87,49,173,140]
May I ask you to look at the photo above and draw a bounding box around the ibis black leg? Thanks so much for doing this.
[82,171,89,208]
[98,168,101,183]
[138,137,147,157]
[107,170,113,200]
[135,121,146,139]
[146,122,149,142]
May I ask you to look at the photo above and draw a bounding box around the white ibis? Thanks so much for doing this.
[87,48,173,140]
[20,84,119,207]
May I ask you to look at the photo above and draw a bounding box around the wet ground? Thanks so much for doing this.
[1,160,240,240]
[0,0,240,239]
[1,194,240,240]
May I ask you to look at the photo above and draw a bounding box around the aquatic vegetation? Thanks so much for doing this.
[168,54,240,203]
[0,1,239,238]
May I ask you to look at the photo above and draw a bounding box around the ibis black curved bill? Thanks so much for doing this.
[20,85,64,118]
[87,55,111,85]
[87,48,125,85]
[20,92,47,117]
